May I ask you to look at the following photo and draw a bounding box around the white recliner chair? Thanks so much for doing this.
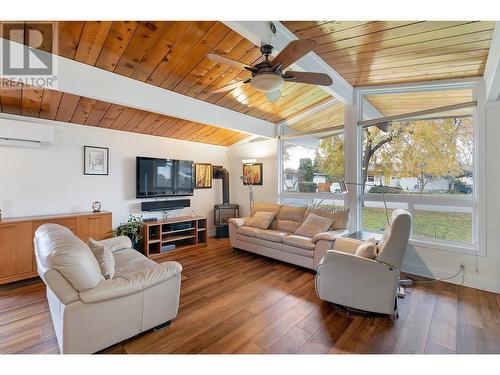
[315,209,412,317]
[34,223,182,353]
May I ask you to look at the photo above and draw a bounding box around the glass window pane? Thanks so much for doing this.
[312,198,344,208]
[361,117,473,197]
[281,197,309,206]
[412,205,472,244]
[362,201,408,233]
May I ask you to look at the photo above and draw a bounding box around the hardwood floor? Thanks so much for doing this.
[1,238,499,354]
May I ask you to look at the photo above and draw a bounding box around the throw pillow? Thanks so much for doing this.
[294,213,334,237]
[246,211,276,230]
[88,238,115,279]
[355,238,378,259]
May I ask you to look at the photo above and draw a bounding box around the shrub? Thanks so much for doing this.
[297,182,318,193]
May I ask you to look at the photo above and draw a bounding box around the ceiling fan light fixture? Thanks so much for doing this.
[250,73,284,92]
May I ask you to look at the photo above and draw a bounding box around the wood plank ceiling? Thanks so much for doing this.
[0,82,249,146]
[0,21,331,146]
[288,101,344,132]
[365,88,474,117]
[282,21,496,86]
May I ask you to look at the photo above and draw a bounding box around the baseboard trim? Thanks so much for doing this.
[402,262,500,293]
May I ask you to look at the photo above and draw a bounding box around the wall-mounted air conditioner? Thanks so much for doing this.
[0,118,54,147]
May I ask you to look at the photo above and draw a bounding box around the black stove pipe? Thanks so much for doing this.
[213,166,230,204]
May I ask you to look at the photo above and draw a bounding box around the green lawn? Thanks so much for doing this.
[363,207,472,243]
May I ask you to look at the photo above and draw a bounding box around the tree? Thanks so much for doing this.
[316,134,345,182]
[297,158,314,182]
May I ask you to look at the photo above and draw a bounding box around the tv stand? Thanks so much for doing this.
[142,215,207,259]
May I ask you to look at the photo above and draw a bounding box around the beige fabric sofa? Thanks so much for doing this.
[228,203,349,270]
[34,223,182,354]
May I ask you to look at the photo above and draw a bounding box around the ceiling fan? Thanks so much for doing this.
[207,40,333,102]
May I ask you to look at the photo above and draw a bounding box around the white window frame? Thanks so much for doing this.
[354,78,486,256]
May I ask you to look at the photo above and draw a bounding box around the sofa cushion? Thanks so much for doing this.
[355,238,378,259]
[256,229,289,243]
[246,211,276,230]
[305,207,350,230]
[281,244,314,258]
[276,205,307,233]
[282,234,316,250]
[295,213,334,237]
[251,202,282,229]
[88,238,115,279]
[237,226,260,238]
[92,236,133,252]
[34,224,104,292]
[238,235,283,251]
[113,248,157,278]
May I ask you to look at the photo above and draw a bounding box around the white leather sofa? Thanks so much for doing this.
[34,223,182,354]
[315,209,412,317]
[228,203,349,270]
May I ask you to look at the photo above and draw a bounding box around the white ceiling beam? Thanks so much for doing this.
[484,22,500,102]
[223,21,354,105]
[0,38,275,138]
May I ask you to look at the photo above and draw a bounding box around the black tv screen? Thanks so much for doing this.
[136,157,193,198]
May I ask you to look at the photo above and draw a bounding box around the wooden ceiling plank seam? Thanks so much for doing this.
[94,21,140,71]
[161,119,189,137]
[112,21,166,77]
[0,85,23,115]
[55,22,85,59]
[131,21,194,82]
[70,97,97,124]
[320,32,494,66]
[157,118,185,137]
[319,27,495,63]
[39,89,63,120]
[54,93,80,122]
[121,109,149,132]
[85,100,112,126]
[73,21,113,66]
[317,21,481,55]
[352,71,484,87]
[285,21,371,39]
[159,22,231,91]
[313,21,422,46]
[145,21,215,87]
[315,21,472,54]
[131,112,161,132]
[333,47,491,74]
[184,39,256,98]
[98,104,126,128]
[172,31,244,95]
[108,107,137,130]
[147,116,172,134]
[152,117,179,136]
[21,86,43,117]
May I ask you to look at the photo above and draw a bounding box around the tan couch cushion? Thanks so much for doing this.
[34,224,104,292]
[251,202,282,229]
[237,226,260,238]
[256,229,289,243]
[88,238,115,279]
[305,207,350,230]
[281,244,314,258]
[113,248,157,278]
[295,213,334,237]
[275,205,307,233]
[246,211,276,230]
[283,234,316,250]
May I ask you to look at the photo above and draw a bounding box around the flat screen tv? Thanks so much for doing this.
[136,157,194,198]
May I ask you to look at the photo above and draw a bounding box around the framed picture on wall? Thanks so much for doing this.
[194,163,212,189]
[84,146,109,175]
[242,163,263,185]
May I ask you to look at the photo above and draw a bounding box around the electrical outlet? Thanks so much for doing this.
[459,260,466,272]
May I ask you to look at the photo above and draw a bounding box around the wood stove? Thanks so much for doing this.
[213,166,239,238]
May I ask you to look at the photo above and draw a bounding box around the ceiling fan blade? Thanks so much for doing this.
[211,79,250,94]
[266,90,281,103]
[271,39,317,70]
[282,71,333,86]
[207,53,255,71]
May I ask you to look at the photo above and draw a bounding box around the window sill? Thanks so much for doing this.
[409,238,479,256]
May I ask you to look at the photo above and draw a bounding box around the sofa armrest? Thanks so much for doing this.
[332,237,364,254]
[311,229,348,243]
[79,261,182,303]
[94,236,133,252]
[228,217,249,229]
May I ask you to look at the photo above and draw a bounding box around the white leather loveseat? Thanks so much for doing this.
[229,203,349,270]
[34,223,182,354]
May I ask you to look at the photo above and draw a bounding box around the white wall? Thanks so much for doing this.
[0,120,228,234]
[227,139,278,217]
[401,101,500,293]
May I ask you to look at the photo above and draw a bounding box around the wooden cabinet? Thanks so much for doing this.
[0,211,112,285]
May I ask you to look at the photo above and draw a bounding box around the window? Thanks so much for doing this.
[359,87,477,248]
